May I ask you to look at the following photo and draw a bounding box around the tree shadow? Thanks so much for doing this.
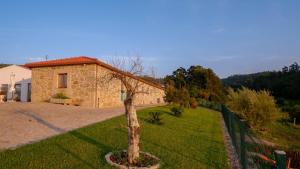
[16,109,117,167]
[55,143,97,169]
[57,131,116,168]
[16,110,66,133]
[69,131,112,151]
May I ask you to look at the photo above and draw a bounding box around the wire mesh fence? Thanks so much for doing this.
[198,100,299,169]
[221,105,278,169]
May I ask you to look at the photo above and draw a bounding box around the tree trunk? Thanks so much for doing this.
[124,97,140,165]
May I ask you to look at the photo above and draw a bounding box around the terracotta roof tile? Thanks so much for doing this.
[24,56,98,68]
[24,56,164,90]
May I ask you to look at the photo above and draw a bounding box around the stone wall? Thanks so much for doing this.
[95,65,165,108]
[31,64,97,107]
[31,64,165,108]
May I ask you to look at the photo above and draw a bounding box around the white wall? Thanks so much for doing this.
[0,65,32,102]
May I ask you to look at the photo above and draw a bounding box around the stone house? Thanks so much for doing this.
[24,56,165,108]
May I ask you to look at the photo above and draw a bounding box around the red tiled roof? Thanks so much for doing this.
[24,56,164,90]
[24,56,98,68]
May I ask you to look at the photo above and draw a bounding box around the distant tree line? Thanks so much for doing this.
[139,75,164,85]
[0,64,11,68]
[222,62,300,100]
[164,65,225,107]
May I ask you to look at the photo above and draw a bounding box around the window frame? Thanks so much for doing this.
[58,73,68,88]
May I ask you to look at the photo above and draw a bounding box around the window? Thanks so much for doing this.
[120,84,126,101]
[120,90,126,101]
[0,84,8,95]
[58,73,68,88]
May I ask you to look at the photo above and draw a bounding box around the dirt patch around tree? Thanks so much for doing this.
[105,151,160,169]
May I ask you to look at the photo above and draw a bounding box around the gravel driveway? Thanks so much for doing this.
[0,102,152,150]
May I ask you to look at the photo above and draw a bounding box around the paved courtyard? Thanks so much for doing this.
[0,102,152,150]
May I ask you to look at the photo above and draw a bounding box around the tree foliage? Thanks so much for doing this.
[164,65,224,107]
[0,64,11,68]
[226,87,280,130]
[223,62,300,100]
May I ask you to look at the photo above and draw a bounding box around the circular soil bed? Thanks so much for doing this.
[105,150,160,169]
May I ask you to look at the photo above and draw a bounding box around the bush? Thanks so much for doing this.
[53,93,70,99]
[170,104,184,117]
[280,99,300,123]
[189,97,198,108]
[226,87,279,130]
[148,112,163,124]
[198,98,222,111]
[283,105,300,124]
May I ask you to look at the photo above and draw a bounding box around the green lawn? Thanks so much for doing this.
[259,120,300,152]
[0,106,229,169]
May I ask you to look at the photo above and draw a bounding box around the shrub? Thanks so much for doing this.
[148,112,163,124]
[53,93,70,99]
[189,97,198,108]
[226,87,279,130]
[283,105,300,124]
[170,104,184,117]
[198,98,222,111]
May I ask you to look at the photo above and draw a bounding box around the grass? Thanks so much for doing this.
[0,106,229,169]
[258,120,300,152]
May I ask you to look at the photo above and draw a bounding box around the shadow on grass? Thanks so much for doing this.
[55,143,97,169]
[203,118,229,169]
[144,109,180,117]
[69,130,113,153]
[53,130,121,168]
[114,127,225,168]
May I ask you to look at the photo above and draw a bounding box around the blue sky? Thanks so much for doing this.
[0,0,300,78]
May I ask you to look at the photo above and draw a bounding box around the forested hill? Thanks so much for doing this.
[222,62,300,100]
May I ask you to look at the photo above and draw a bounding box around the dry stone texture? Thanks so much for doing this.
[31,64,165,108]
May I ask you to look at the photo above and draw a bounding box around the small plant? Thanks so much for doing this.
[52,93,70,99]
[170,104,184,117]
[109,151,159,167]
[189,97,198,108]
[111,151,127,165]
[148,112,163,124]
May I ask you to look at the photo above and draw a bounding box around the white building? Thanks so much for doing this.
[0,65,31,102]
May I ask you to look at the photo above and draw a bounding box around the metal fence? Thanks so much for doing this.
[221,105,287,169]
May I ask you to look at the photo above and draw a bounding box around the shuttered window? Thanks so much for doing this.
[58,73,67,88]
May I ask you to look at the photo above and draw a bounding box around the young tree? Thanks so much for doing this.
[103,57,150,165]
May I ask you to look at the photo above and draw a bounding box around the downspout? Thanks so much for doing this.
[95,64,98,108]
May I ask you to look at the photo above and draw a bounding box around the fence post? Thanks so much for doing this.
[231,114,237,149]
[275,150,286,169]
[240,119,247,169]
[228,110,232,137]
